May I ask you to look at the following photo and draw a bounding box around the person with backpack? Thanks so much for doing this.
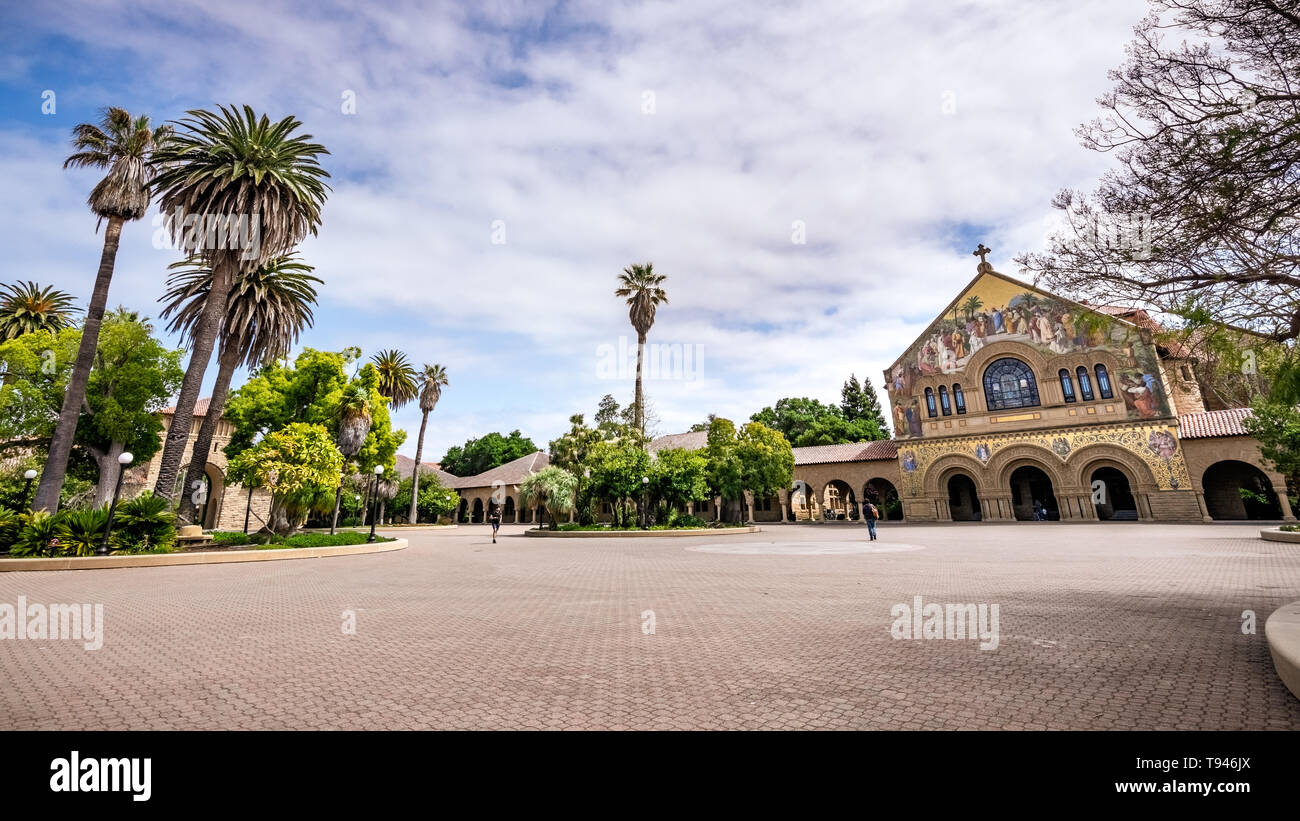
[864,500,880,541]
[489,505,502,543]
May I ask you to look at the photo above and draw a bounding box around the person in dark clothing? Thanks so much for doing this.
[489,505,502,543]
[863,501,880,541]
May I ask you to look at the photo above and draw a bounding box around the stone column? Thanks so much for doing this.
[1277,488,1296,522]
[743,490,755,524]
[1194,491,1213,522]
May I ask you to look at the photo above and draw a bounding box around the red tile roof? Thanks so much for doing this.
[648,430,708,453]
[394,454,458,486]
[449,452,550,489]
[1177,407,1253,439]
[794,439,898,465]
[162,397,212,417]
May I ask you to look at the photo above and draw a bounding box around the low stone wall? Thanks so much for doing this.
[525,527,761,538]
[1266,601,1300,702]
[0,538,407,571]
[1260,528,1300,544]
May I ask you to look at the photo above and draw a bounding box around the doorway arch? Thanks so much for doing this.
[947,473,981,521]
[823,480,856,520]
[864,478,903,521]
[471,498,485,523]
[504,496,516,523]
[1009,464,1058,520]
[1202,460,1282,520]
[1091,466,1137,520]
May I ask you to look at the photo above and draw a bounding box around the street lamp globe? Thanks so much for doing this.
[23,469,36,480]
[374,464,384,475]
[119,452,134,466]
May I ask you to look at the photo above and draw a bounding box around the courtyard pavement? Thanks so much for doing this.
[1,521,1298,730]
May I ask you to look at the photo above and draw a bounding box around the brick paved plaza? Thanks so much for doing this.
[2,522,1298,730]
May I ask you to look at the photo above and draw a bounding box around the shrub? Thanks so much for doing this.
[113,492,177,552]
[674,514,707,529]
[56,508,111,557]
[281,531,376,547]
[10,511,62,557]
[211,531,253,546]
[0,506,20,552]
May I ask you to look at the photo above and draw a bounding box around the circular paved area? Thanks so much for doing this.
[2,522,1297,730]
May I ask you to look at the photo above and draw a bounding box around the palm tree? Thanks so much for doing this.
[371,349,418,408]
[407,363,449,523]
[160,253,321,524]
[961,295,984,321]
[614,262,668,433]
[331,382,372,534]
[148,104,330,504]
[0,282,78,340]
[33,108,170,512]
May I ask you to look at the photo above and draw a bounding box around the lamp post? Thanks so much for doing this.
[367,464,384,542]
[22,469,37,511]
[641,475,650,529]
[98,451,133,556]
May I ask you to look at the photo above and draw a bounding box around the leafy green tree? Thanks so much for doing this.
[227,422,343,535]
[648,447,709,513]
[520,465,579,530]
[736,421,794,513]
[81,312,184,505]
[704,418,743,519]
[0,327,81,448]
[440,430,537,477]
[1243,399,1300,493]
[840,374,888,436]
[223,349,404,487]
[390,473,459,524]
[587,440,651,527]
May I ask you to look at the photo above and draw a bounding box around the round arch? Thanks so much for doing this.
[863,478,903,521]
[822,480,856,520]
[1202,460,1282,520]
[946,472,982,521]
[922,452,991,496]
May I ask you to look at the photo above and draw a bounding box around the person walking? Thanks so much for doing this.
[864,499,880,541]
[489,504,502,543]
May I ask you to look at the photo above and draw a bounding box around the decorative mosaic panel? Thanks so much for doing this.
[884,271,1171,439]
[897,421,1191,496]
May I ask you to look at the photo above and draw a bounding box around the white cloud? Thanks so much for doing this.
[0,0,1147,459]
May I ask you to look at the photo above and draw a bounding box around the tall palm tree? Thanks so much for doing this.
[160,253,321,524]
[33,108,170,512]
[148,104,330,504]
[0,282,78,340]
[331,382,372,534]
[961,295,984,321]
[371,349,418,408]
[614,262,668,433]
[408,363,448,523]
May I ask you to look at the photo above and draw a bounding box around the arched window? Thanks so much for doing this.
[1095,364,1113,399]
[925,387,937,417]
[983,358,1040,410]
[953,384,966,414]
[939,385,951,416]
[1059,368,1076,403]
[1076,366,1094,401]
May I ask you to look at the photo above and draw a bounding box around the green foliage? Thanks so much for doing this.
[703,419,793,521]
[673,514,707,529]
[113,491,177,552]
[228,422,344,533]
[390,473,459,523]
[649,448,709,510]
[1243,398,1300,489]
[440,430,537,477]
[280,531,387,547]
[211,530,252,546]
[586,440,651,527]
[520,465,579,529]
[0,281,78,341]
[751,394,882,447]
[9,511,61,557]
[840,373,889,435]
[81,313,184,466]
[0,326,80,444]
[0,506,20,550]
[55,508,110,557]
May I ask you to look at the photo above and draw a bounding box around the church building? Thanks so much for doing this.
[878,248,1293,523]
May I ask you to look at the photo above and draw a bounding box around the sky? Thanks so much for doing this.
[0,0,1149,462]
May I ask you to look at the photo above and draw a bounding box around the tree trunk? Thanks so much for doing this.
[34,216,124,512]
[154,257,236,503]
[409,409,430,523]
[634,331,646,432]
[330,469,345,534]
[176,340,240,524]
[92,440,126,508]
